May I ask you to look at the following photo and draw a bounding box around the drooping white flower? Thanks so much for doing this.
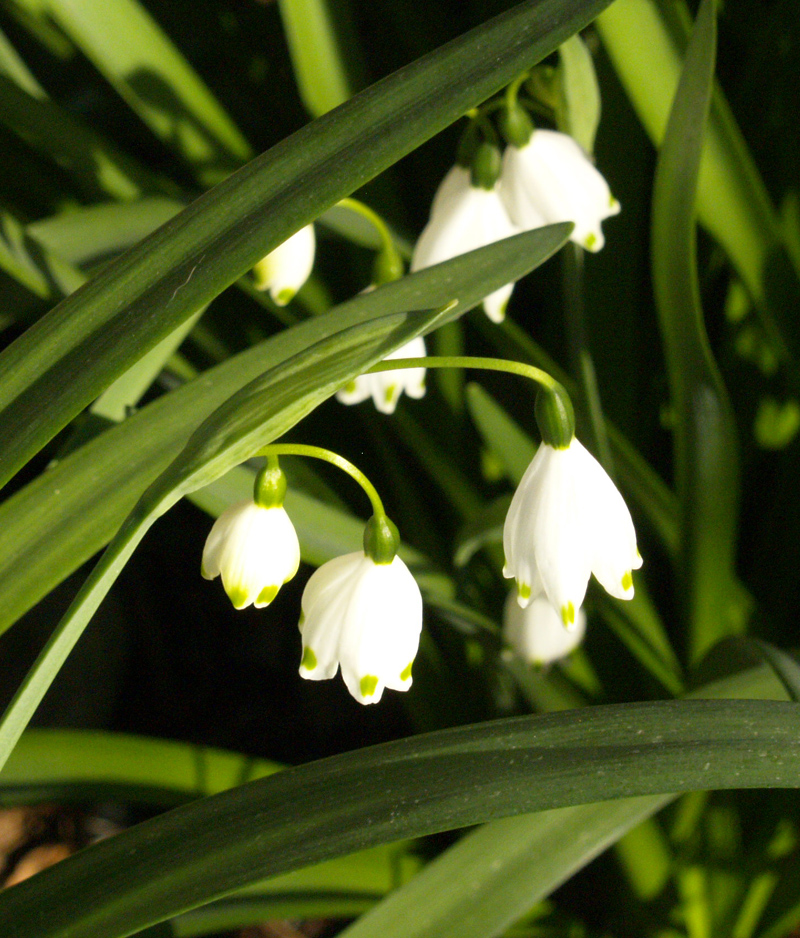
[252,223,316,305]
[202,500,300,609]
[411,165,521,323]
[501,129,620,252]
[336,334,426,414]
[503,591,586,665]
[298,551,423,704]
[503,437,641,626]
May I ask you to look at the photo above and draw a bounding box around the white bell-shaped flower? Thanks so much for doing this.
[252,223,316,305]
[501,129,620,252]
[503,437,642,627]
[298,551,423,704]
[411,165,521,323]
[336,335,426,414]
[503,591,586,665]
[202,500,300,609]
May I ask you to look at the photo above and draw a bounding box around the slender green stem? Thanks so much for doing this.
[366,355,563,395]
[257,444,385,518]
[505,71,530,111]
[337,198,396,257]
[465,107,499,145]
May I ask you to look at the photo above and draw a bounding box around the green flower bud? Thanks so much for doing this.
[363,513,400,565]
[498,103,534,148]
[470,141,502,190]
[535,385,575,449]
[254,459,288,508]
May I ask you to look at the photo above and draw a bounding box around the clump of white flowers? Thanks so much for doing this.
[409,98,619,320]
[202,450,423,706]
[298,513,423,704]
[503,386,641,626]
[503,591,586,665]
[252,223,316,306]
[202,460,300,610]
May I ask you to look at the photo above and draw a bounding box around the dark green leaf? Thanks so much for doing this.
[1,699,799,938]
[650,0,742,663]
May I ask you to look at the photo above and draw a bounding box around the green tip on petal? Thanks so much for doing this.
[621,570,633,592]
[275,287,295,306]
[301,646,317,671]
[584,232,597,250]
[227,586,250,610]
[561,602,575,627]
[384,384,398,406]
[360,674,379,698]
[519,582,531,601]
[343,380,357,394]
[256,584,279,607]
[400,661,413,682]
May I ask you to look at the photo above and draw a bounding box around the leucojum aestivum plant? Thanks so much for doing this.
[0,1,798,937]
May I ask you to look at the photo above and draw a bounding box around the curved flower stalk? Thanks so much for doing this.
[501,129,620,252]
[411,164,521,322]
[252,223,316,305]
[336,334,427,414]
[503,436,642,627]
[202,500,301,609]
[503,591,586,665]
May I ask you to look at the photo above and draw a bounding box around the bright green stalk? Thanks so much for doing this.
[259,443,386,519]
[597,0,794,360]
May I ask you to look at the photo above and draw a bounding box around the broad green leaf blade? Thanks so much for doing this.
[14,0,252,181]
[0,0,608,492]
[0,226,570,637]
[337,796,672,938]
[0,307,440,773]
[596,0,795,359]
[1,731,418,930]
[0,729,280,804]
[650,0,742,662]
[278,0,353,117]
[1,699,799,938]
[310,663,792,938]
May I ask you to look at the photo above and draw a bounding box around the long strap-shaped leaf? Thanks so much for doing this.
[651,0,741,663]
[1,699,798,938]
[0,0,610,492]
[332,661,788,938]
